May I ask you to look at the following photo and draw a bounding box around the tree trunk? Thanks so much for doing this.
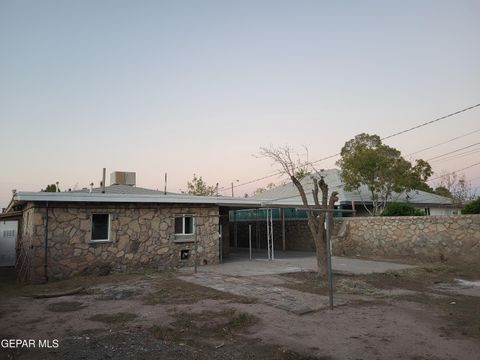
[314,234,327,277]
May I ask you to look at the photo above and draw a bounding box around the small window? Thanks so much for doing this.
[91,214,110,241]
[3,230,15,238]
[175,215,195,235]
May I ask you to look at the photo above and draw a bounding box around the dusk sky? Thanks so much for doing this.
[1,0,479,208]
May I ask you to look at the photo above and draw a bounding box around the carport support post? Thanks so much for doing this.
[233,211,238,248]
[281,208,286,252]
[248,224,252,261]
[270,208,274,260]
[219,223,223,264]
[266,209,271,260]
[194,224,199,273]
[325,212,334,310]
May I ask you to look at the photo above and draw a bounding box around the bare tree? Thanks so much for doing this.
[258,145,338,277]
[437,172,475,212]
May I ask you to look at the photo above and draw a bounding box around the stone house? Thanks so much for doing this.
[6,186,262,283]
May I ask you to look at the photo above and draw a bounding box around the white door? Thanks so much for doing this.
[0,220,17,267]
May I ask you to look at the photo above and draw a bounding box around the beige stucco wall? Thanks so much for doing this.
[332,215,480,263]
[18,203,220,282]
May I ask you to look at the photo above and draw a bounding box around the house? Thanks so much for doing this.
[250,169,455,216]
[3,172,266,283]
[223,169,455,252]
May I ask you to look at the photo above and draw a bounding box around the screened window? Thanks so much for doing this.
[175,215,195,235]
[91,214,110,241]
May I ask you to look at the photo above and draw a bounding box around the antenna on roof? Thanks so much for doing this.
[164,173,167,195]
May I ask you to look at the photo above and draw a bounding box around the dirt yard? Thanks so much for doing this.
[1,263,479,360]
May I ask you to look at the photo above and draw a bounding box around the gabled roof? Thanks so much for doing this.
[251,169,453,207]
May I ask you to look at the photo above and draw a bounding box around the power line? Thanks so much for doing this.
[427,161,480,183]
[406,128,480,157]
[217,103,480,193]
[381,103,480,141]
[430,148,480,163]
[427,142,480,161]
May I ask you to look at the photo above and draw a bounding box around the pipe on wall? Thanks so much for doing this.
[44,201,49,282]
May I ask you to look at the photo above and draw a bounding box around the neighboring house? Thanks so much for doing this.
[250,169,454,216]
[3,172,266,283]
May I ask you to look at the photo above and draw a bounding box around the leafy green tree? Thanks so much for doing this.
[183,174,217,196]
[253,182,276,196]
[434,186,452,198]
[461,197,480,214]
[42,184,60,192]
[294,168,311,180]
[382,203,425,216]
[336,133,432,216]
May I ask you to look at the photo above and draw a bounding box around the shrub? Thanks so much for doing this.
[382,202,425,216]
[461,197,480,214]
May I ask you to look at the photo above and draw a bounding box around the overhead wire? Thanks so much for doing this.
[429,148,480,163]
[406,128,480,157]
[427,161,480,183]
[217,103,480,193]
[426,142,480,161]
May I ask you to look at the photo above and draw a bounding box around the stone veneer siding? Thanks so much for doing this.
[18,202,220,282]
[332,215,480,263]
[231,215,480,264]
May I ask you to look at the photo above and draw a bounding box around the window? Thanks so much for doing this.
[3,230,15,238]
[91,214,110,241]
[175,215,195,235]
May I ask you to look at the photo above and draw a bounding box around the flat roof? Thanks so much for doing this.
[12,191,267,208]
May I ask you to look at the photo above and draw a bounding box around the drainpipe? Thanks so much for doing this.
[102,168,106,193]
[44,201,49,282]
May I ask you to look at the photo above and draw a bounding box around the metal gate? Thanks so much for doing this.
[0,220,17,267]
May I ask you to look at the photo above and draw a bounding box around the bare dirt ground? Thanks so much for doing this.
[1,263,479,360]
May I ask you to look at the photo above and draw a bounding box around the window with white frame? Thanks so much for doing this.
[91,214,110,241]
[175,215,195,235]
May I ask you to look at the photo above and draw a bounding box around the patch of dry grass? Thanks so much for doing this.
[144,275,256,305]
[281,263,480,297]
[152,308,259,344]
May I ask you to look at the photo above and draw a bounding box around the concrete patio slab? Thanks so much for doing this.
[188,250,415,277]
[179,251,414,314]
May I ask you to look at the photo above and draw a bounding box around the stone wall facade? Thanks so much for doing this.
[333,215,480,263]
[18,202,220,282]
[231,215,480,264]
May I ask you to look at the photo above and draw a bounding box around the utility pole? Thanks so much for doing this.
[231,179,239,197]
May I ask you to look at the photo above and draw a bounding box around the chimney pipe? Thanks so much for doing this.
[164,173,167,195]
[102,168,106,193]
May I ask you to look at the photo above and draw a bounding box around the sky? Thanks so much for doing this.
[1,0,479,208]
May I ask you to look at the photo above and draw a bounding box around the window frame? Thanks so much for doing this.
[90,213,111,243]
[174,214,195,235]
